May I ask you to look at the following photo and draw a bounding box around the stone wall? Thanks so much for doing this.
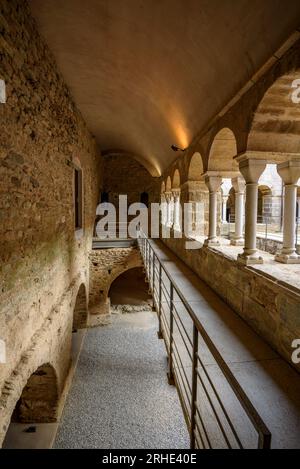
[162,237,300,372]
[89,247,142,317]
[0,0,101,444]
[102,154,161,207]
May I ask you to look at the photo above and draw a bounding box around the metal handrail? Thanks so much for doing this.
[138,233,272,449]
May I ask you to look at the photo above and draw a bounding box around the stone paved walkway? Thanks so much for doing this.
[54,311,189,449]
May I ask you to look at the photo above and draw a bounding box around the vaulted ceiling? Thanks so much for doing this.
[29,0,300,176]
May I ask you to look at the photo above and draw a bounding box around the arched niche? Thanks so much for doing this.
[172,169,181,189]
[188,152,204,181]
[208,128,238,172]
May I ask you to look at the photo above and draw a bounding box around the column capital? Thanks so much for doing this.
[237,158,267,184]
[231,176,246,194]
[221,178,232,197]
[164,191,173,202]
[276,159,300,185]
[204,174,222,193]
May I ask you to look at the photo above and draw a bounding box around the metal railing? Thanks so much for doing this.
[138,234,271,449]
[222,215,300,250]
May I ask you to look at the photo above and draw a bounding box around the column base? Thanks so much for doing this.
[230,237,244,246]
[237,252,264,265]
[204,238,220,247]
[275,252,300,264]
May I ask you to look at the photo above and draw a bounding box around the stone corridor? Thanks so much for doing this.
[1,0,300,453]
[54,311,189,449]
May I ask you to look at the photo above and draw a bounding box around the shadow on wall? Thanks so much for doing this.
[109,267,151,306]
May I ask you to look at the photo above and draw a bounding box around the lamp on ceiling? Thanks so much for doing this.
[171,145,187,152]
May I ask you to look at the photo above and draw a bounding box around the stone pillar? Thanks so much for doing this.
[165,192,173,228]
[180,181,208,238]
[172,189,181,231]
[231,176,245,246]
[275,160,300,263]
[221,178,232,224]
[204,175,222,246]
[161,193,167,226]
[221,196,228,223]
[237,159,266,265]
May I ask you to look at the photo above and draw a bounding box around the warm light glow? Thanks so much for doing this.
[168,107,190,150]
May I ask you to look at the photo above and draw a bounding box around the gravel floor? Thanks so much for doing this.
[54,310,189,449]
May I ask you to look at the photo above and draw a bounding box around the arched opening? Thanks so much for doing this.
[257,185,272,223]
[188,152,204,181]
[165,176,172,192]
[172,169,180,189]
[109,267,151,313]
[73,284,88,331]
[227,187,235,222]
[3,364,58,448]
[208,128,238,172]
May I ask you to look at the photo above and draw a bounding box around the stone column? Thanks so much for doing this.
[231,176,245,246]
[165,192,174,228]
[221,178,232,224]
[221,195,228,223]
[237,159,266,265]
[275,160,300,263]
[172,189,181,231]
[160,193,167,226]
[204,175,222,246]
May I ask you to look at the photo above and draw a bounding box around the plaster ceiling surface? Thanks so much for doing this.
[29,0,300,176]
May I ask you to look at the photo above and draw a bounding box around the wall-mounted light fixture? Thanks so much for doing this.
[171,145,186,152]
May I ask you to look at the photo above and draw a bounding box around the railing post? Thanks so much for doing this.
[157,262,163,339]
[258,431,271,449]
[190,324,198,449]
[146,240,149,280]
[148,244,152,294]
[167,283,175,385]
[152,251,155,308]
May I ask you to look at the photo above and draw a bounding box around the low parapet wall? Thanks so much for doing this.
[162,236,300,372]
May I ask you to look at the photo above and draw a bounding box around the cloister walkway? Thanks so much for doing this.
[54,240,300,449]
[54,310,189,449]
[147,239,300,448]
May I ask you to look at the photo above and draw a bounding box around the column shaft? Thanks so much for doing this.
[275,184,300,263]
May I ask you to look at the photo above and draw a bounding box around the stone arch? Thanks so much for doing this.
[106,262,142,302]
[172,169,180,189]
[10,363,58,424]
[73,283,88,330]
[165,176,172,191]
[187,152,204,181]
[108,266,150,306]
[247,69,300,154]
[207,127,238,172]
[226,186,235,222]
